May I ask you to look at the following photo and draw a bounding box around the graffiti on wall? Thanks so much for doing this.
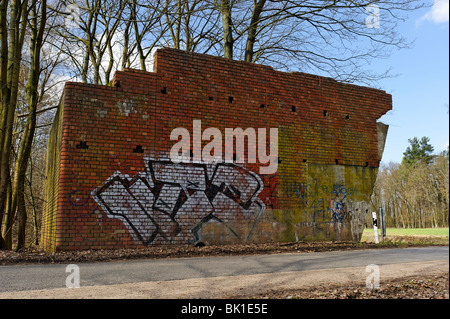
[286,181,359,224]
[286,181,358,200]
[91,159,265,245]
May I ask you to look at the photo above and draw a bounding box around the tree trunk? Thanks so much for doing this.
[0,14,6,244]
[82,1,99,83]
[0,0,12,249]
[221,0,233,59]
[0,0,29,250]
[121,16,132,70]
[13,0,46,251]
[26,159,39,245]
[244,0,266,63]
[15,181,27,250]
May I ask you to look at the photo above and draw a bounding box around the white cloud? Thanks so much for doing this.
[418,0,449,24]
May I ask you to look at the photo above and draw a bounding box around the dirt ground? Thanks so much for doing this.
[240,272,449,299]
[0,238,448,299]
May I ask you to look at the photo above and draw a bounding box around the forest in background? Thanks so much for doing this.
[371,137,449,229]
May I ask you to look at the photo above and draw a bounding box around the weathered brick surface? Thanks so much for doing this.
[42,48,392,251]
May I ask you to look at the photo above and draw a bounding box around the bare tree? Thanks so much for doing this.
[213,0,425,84]
[372,149,449,229]
[0,0,60,250]
[9,0,47,250]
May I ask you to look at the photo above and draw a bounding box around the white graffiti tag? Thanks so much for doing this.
[91,160,265,245]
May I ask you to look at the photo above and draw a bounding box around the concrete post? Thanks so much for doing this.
[372,212,379,244]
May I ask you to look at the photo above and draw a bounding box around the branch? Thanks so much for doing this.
[17,105,58,118]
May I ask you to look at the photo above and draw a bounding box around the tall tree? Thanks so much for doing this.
[0,0,54,250]
[9,0,47,250]
[0,0,29,249]
[220,0,234,59]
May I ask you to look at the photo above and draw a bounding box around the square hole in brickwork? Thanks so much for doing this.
[76,141,89,150]
[345,115,350,120]
[260,104,266,109]
[161,87,167,94]
[303,159,307,163]
[292,106,296,112]
[209,96,214,101]
[323,110,328,117]
[335,159,339,165]
[133,145,144,153]
[229,97,234,104]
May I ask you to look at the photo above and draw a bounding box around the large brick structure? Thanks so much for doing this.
[42,48,391,251]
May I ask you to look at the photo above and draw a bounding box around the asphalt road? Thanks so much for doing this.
[0,246,448,293]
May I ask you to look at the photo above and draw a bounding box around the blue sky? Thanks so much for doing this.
[375,0,449,164]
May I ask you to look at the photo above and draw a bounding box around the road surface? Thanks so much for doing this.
[0,246,448,298]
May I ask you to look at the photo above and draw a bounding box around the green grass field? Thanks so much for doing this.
[363,227,449,237]
[361,227,449,244]
[381,228,449,236]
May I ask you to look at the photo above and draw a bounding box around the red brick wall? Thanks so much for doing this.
[42,48,392,251]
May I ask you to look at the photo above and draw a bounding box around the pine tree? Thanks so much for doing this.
[402,136,435,166]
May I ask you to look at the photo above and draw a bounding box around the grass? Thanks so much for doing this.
[382,228,449,237]
[363,227,449,237]
[361,227,449,245]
